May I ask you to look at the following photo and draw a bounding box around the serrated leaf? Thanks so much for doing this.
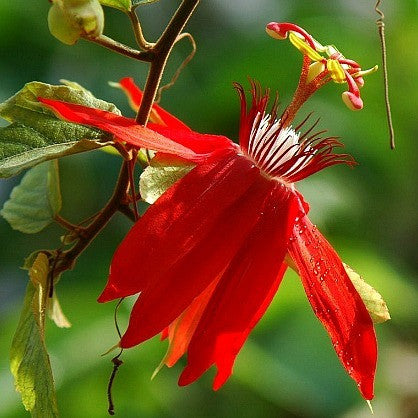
[10,253,59,417]
[0,81,120,178]
[344,263,391,323]
[99,0,131,12]
[1,161,62,233]
[139,162,194,204]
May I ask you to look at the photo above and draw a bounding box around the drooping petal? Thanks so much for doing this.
[155,276,221,376]
[288,215,377,400]
[38,98,202,161]
[118,77,190,130]
[99,150,249,302]
[119,168,278,348]
[178,185,299,389]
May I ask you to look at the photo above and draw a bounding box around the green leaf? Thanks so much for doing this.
[0,81,120,178]
[10,253,59,417]
[1,161,62,233]
[344,263,391,324]
[99,0,131,12]
[139,162,194,204]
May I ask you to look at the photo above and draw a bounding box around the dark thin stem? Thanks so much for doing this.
[54,214,78,231]
[54,162,130,275]
[107,298,125,415]
[107,354,123,416]
[128,154,140,221]
[135,0,200,124]
[85,34,153,62]
[375,0,395,149]
[118,203,137,222]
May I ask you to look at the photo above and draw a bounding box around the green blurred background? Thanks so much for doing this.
[1,1,417,417]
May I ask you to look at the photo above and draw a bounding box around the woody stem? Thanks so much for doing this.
[54,0,200,276]
[135,0,200,125]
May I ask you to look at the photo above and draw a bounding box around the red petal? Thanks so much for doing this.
[288,215,377,400]
[148,123,235,156]
[38,98,202,161]
[99,150,247,301]
[163,277,220,368]
[119,166,278,348]
[178,185,299,389]
[119,77,190,130]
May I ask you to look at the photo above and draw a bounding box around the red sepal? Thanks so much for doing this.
[38,97,202,161]
[179,185,299,389]
[119,77,190,130]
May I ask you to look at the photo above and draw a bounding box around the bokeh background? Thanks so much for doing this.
[0,1,417,417]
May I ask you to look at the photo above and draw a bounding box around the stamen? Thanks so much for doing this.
[236,82,356,184]
[266,22,317,50]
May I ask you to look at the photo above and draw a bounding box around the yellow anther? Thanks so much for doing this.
[327,59,346,83]
[288,32,324,62]
[306,61,325,83]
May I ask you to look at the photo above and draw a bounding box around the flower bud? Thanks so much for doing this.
[48,0,104,46]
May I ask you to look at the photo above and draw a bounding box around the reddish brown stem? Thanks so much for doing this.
[53,0,201,277]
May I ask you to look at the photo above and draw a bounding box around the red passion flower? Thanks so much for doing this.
[39,23,378,400]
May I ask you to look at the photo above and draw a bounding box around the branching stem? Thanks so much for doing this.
[85,34,153,61]
[54,0,200,277]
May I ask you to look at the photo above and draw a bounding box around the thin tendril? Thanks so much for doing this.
[375,0,395,149]
[107,298,125,415]
[155,33,196,103]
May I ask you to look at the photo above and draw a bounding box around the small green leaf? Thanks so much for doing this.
[10,253,59,417]
[344,263,391,324]
[139,162,194,204]
[99,0,131,12]
[0,81,120,178]
[1,161,62,233]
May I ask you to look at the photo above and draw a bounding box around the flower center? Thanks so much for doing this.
[246,112,313,181]
[235,82,356,184]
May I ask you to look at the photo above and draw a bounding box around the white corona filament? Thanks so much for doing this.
[247,113,314,179]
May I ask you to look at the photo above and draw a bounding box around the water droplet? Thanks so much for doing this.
[313,269,318,275]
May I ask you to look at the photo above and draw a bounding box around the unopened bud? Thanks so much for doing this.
[48,0,104,45]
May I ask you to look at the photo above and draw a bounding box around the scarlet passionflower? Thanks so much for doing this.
[39,23,378,401]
